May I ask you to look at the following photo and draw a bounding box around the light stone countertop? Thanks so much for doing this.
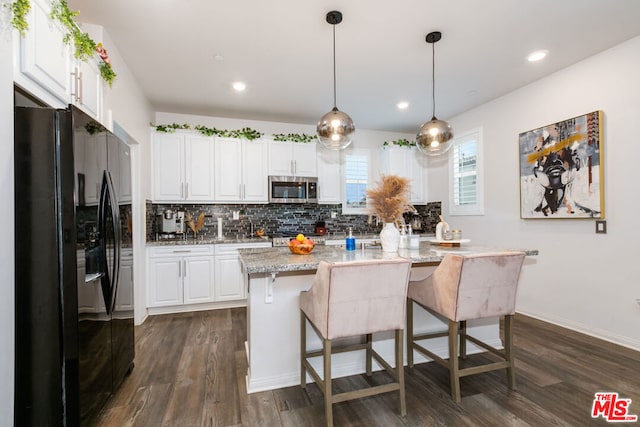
[239,242,539,275]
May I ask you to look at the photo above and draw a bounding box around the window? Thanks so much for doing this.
[449,128,484,215]
[342,149,370,214]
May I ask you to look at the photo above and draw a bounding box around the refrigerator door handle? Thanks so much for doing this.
[98,170,121,315]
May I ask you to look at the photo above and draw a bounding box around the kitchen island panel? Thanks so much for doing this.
[245,264,504,393]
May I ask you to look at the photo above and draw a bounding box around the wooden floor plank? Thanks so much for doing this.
[94,309,640,427]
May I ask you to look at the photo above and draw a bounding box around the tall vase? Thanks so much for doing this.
[380,222,400,253]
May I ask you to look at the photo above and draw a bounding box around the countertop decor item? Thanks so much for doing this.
[366,175,415,252]
[416,31,454,156]
[288,240,316,255]
[316,10,355,150]
[185,212,205,239]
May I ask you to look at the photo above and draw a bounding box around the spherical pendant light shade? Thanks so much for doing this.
[416,31,453,156]
[317,11,355,150]
[317,107,355,150]
[416,117,453,155]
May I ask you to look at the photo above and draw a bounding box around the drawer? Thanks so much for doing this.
[148,244,214,257]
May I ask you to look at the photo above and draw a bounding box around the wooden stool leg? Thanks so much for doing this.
[448,320,461,403]
[366,333,373,376]
[459,320,467,359]
[396,329,406,416]
[406,298,414,368]
[505,315,516,390]
[300,310,307,389]
[323,338,333,427]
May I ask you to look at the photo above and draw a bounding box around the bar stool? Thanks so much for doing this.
[300,258,412,427]
[406,252,526,403]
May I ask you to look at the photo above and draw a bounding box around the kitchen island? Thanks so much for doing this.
[239,243,538,393]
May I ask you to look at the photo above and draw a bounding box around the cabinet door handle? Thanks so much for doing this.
[294,160,297,175]
[180,182,184,198]
[178,260,181,277]
[185,182,189,198]
[70,67,79,102]
[78,71,83,104]
[95,183,99,200]
[243,184,246,200]
[172,250,192,253]
[183,260,187,278]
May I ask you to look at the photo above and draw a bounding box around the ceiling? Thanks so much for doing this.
[68,0,640,133]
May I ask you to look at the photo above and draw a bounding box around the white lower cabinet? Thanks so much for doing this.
[148,245,214,308]
[147,241,270,313]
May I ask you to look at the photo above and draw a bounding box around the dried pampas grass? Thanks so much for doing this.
[366,175,415,223]
[186,212,206,234]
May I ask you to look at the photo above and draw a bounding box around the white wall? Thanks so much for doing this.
[97,29,154,325]
[428,36,640,350]
[0,25,15,427]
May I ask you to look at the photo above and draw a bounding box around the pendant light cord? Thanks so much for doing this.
[431,41,436,120]
[332,24,337,109]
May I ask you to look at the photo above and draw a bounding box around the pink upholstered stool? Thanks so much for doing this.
[300,258,412,427]
[406,252,526,403]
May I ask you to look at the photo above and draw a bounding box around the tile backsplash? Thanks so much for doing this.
[146,201,441,241]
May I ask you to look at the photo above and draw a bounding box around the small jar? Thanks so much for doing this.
[452,229,462,240]
[443,230,453,240]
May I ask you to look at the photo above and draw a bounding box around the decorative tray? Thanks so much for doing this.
[428,239,470,247]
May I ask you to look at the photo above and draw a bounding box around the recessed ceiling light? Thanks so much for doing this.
[527,50,548,62]
[213,54,224,61]
[232,81,246,92]
[397,101,409,110]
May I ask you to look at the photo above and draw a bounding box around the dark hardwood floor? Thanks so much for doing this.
[96,309,640,426]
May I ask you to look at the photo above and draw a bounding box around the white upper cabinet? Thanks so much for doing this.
[14,0,70,105]
[13,0,103,121]
[152,131,215,202]
[268,141,317,177]
[214,137,268,203]
[380,145,427,204]
[317,148,342,204]
[72,57,102,120]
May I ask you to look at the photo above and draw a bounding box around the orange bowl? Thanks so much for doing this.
[288,242,316,255]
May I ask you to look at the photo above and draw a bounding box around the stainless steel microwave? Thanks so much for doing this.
[268,176,318,203]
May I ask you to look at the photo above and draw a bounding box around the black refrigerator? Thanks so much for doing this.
[14,105,135,426]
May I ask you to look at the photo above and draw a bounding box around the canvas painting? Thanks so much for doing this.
[519,111,604,219]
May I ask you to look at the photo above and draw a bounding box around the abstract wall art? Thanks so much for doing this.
[519,111,604,219]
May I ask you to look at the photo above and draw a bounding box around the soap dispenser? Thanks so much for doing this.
[346,227,356,251]
[399,225,408,249]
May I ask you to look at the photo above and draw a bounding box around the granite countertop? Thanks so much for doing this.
[239,242,539,274]
[146,236,272,246]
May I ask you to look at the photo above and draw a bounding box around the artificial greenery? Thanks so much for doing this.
[272,133,318,143]
[85,121,106,135]
[153,123,264,141]
[152,123,192,133]
[98,61,116,87]
[9,0,116,86]
[383,138,416,147]
[9,0,30,36]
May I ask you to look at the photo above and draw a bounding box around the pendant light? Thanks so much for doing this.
[416,31,453,156]
[317,10,355,150]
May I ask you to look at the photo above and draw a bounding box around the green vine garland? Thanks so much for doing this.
[152,124,323,143]
[383,138,416,147]
[9,0,30,36]
[273,133,318,143]
[9,0,116,87]
[152,123,265,141]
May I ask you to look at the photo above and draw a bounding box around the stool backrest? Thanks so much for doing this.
[309,258,412,340]
[434,252,526,321]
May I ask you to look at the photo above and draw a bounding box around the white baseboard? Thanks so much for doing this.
[517,309,640,352]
